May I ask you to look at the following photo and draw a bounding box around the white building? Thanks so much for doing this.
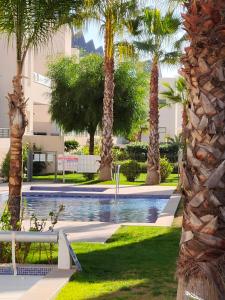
[0,27,182,168]
[0,26,78,165]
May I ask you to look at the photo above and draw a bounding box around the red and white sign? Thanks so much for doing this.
[58,155,100,173]
[58,155,79,172]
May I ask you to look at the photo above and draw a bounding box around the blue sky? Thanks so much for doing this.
[82,0,181,79]
[83,25,179,78]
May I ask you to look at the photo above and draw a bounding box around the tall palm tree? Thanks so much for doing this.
[176,1,225,299]
[0,0,81,229]
[161,77,188,148]
[135,8,181,185]
[84,0,139,181]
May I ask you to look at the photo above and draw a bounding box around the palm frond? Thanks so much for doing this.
[0,0,82,64]
[134,39,157,53]
[160,50,182,65]
[160,76,188,106]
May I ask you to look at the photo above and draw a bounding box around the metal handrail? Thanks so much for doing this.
[115,164,121,200]
[0,230,82,275]
[0,231,58,243]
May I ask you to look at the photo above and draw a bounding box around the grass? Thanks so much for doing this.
[56,226,181,300]
[25,175,183,300]
[33,173,178,186]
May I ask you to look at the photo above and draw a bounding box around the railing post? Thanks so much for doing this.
[58,230,72,270]
[11,232,17,276]
[115,165,121,200]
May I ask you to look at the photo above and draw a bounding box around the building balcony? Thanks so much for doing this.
[0,128,9,138]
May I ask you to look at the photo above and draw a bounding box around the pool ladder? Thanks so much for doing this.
[114,165,121,200]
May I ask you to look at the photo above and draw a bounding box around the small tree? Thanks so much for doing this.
[48,54,148,155]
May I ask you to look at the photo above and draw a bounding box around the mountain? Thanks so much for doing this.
[72,31,104,56]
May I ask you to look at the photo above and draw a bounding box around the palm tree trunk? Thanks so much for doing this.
[177,1,225,299]
[99,18,114,181]
[146,56,160,185]
[8,63,27,230]
[181,106,188,151]
[89,130,95,155]
[177,106,188,191]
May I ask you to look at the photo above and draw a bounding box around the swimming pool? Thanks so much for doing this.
[24,195,169,223]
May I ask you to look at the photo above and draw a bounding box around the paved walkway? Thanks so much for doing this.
[0,275,42,300]
[20,269,74,300]
[22,220,121,243]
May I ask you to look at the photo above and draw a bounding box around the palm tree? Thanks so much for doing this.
[0,0,81,229]
[176,1,225,299]
[135,8,181,185]
[161,77,188,148]
[84,0,139,181]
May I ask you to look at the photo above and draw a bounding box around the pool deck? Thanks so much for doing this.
[0,182,180,242]
[0,269,74,300]
[0,275,42,299]
[0,182,180,300]
[0,181,175,195]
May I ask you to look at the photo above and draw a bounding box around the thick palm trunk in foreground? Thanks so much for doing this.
[177,1,225,299]
[8,72,27,230]
[182,106,188,149]
[99,19,114,181]
[146,57,160,185]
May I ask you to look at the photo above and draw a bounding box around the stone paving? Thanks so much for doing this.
[0,275,42,300]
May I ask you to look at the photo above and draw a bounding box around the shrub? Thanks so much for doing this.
[83,173,95,180]
[125,142,148,162]
[139,161,147,173]
[172,162,179,174]
[81,145,101,155]
[120,160,141,182]
[64,140,79,152]
[160,157,173,182]
[112,146,129,161]
[125,142,180,163]
[1,146,28,180]
[1,152,10,180]
[138,159,173,181]
[33,161,46,176]
[159,143,179,163]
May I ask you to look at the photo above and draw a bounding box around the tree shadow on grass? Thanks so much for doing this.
[67,228,181,300]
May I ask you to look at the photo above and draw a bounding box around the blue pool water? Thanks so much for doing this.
[24,195,169,223]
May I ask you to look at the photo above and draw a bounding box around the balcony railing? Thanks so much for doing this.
[33,72,51,87]
[0,128,10,138]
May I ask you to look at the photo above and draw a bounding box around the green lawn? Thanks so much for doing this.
[56,226,181,300]
[33,173,178,186]
[24,204,183,300]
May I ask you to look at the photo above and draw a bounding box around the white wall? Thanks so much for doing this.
[0,26,73,130]
[0,37,17,128]
[33,26,72,76]
[33,104,59,135]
